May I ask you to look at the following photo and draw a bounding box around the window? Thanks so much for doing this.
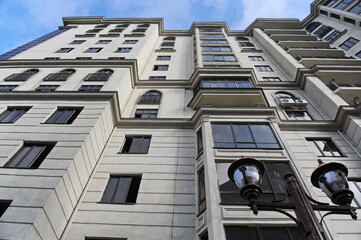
[248,56,264,61]
[148,76,166,80]
[349,1,361,14]
[35,85,59,91]
[0,200,12,218]
[324,0,337,7]
[43,69,75,81]
[101,176,142,204]
[199,78,253,89]
[96,40,112,44]
[109,28,124,33]
[132,28,147,33]
[217,161,292,204]
[344,17,356,25]
[164,36,175,40]
[134,109,158,118]
[84,48,102,53]
[108,57,125,60]
[305,22,321,33]
[70,40,85,44]
[115,48,132,53]
[116,24,129,28]
[256,66,273,72]
[200,34,224,38]
[198,168,206,214]
[4,69,39,81]
[156,56,171,60]
[199,28,222,32]
[325,30,341,42]
[86,29,102,33]
[212,123,280,149]
[153,65,169,71]
[201,40,228,44]
[0,85,17,91]
[307,139,343,157]
[236,36,249,41]
[46,108,82,124]
[5,143,55,168]
[56,48,73,53]
[356,51,361,58]
[79,85,102,91]
[120,136,151,154]
[314,26,333,38]
[200,232,209,240]
[239,42,254,47]
[95,24,109,28]
[203,65,240,69]
[202,47,231,52]
[224,226,305,240]
[330,13,341,19]
[161,42,175,47]
[138,24,150,27]
[76,57,92,60]
[0,107,30,123]
[84,69,113,81]
[286,111,312,120]
[202,55,236,62]
[335,0,356,10]
[339,37,360,50]
[197,129,203,155]
[262,77,281,81]
[123,40,138,44]
[138,91,162,104]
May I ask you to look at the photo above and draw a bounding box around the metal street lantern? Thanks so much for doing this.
[227,157,357,240]
[311,159,354,207]
[227,157,264,214]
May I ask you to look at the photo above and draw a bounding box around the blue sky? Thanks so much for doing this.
[0,0,314,55]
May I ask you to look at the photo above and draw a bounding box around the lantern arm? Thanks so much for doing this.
[319,207,358,225]
[250,202,300,226]
[306,194,329,206]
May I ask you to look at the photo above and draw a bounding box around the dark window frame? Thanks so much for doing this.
[78,85,103,91]
[84,48,103,53]
[35,85,59,91]
[307,138,344,157]
[0,200,12,218]
[138,91,162,104]
[45,107,83,124]
[120,136,151,154]
[115,47,132,53]
[134,109,158,118]
[55,48,74,53]
[153,65,169,71]
[198,168,206,214]
[339,37,360,50]
[101,175,142,204]
[0,107,31,123]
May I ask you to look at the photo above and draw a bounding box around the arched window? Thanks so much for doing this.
[43,69,76,81]
[305,22,321,33]
[84,69,113,81]
[138,91,162,104]
[4,69,39,81]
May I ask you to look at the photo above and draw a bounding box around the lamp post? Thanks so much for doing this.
[228,158,357,240]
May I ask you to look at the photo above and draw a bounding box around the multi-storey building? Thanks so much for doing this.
[0,0,360,239]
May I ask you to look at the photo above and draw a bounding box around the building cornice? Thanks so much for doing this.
[301,0,325,27]
[116,118,193,129]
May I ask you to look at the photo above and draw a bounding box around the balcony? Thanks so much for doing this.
[188,78,267,110]
[297,56,360,68]
[278,41,330,49]
[288,48,346,59]
[327,80,361,105]
[271,34,318,42]
[264,29,307,36]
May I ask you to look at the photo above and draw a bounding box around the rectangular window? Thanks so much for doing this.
[5,143,55,168]
[153,65,169,71]
[123,40,138,44]
[324,0,337,7]
[239,42,254,47]
[339,37,360,50]
[161,42,175,47]
[201,40,228,44]
[202,47,231,52]
[256,65,273,71]
[76,57,92,60]
[35,85,59,91]
[224,226,305,240]
[78,85,102,91]
[217,161,292,204]
[132,28,147,33]
[149,76,166,80]
[84,48,102,53]
[211,123,280,149]
[325,30,341,42]
[202,55,236,62]
[0,200,12,218]
[70,40,86,44]
[199,78,253,89]
[45,107,82,124]
[56,48,73,53]
[115,48,132,53]
[286,111,312,120]
[314,26,333,38]
[156,56,171,60]
[198,168,206,214]
[335,0,356,10]
[200,34,224,38]
[262,77,281,81]
[349,2,361,14]
[120,136,151,154]
[197,129,203,155]
[248,56,264,61]
[356,51,361,58]
[109,28,124,33]
[307,138,343,157]
[0,85,17,91]
[0,107,30,123]
[96,40,112,44]
[101,176,141,204]
[134,109,158,118]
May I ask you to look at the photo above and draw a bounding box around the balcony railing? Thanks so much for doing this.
[194,78,253,94]
[327,80,361,91]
